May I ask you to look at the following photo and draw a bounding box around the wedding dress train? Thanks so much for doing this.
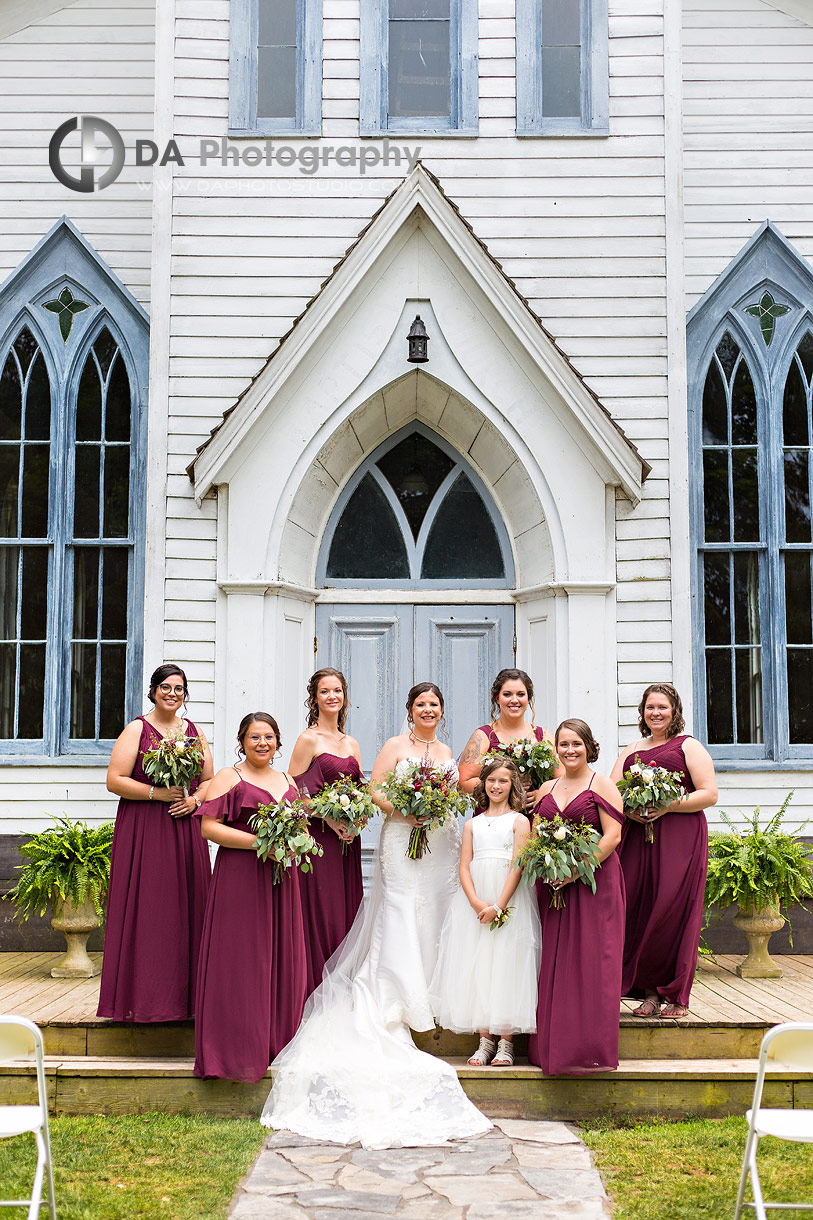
[261,766,491,1149]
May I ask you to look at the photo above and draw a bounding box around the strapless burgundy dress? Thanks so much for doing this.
[528,779,626,1075]
[193,779,307,1082]
[97,716,211,1022]
[617,734,707,1008]
[295,753,364,995]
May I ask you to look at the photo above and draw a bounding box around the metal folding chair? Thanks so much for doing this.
[0,1016,56,1219]
[734,1021,813,1220]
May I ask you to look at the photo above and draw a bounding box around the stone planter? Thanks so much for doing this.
[733,903,785,978]
[50,896,102,978]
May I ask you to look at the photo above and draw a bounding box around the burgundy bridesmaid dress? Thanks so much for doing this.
[617,734,707,1008]
[528,779,626,1075]
[295,753,364,996]
[193,779,308,1082]
[97,716,211,1022]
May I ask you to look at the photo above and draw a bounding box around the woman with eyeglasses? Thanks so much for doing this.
[97,663,214,1022]
[193,712,308,1082]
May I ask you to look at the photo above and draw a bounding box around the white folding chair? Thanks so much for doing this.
[0,1016,56,1219]
[734,1022,813,1220]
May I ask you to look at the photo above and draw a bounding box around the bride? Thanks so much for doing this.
[262,682,491,1149]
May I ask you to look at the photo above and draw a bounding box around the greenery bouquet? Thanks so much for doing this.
[616,757,685,844]
[249,797,323,884]
[516,813,602,910]
[377,758,469,860]
[142,731,204,796]
[483,736,559,789]
[307,774,376,852]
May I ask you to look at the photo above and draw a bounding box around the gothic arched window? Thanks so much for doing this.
[320,425,512,588]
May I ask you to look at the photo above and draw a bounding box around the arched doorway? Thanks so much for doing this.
[316,424,516,769]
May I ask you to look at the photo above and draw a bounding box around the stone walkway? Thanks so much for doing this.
[228,1119,612,1219]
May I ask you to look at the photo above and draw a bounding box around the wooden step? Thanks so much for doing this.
[4,1055,811,1122]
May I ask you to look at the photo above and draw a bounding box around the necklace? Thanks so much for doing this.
[409,730,438,745]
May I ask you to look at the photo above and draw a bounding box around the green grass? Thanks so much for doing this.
[582,1115,813,1219]
[0,1113,266,1220]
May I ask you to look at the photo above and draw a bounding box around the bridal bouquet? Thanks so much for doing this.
[142,731,204,796]
[377,759,469,860]
[483,737,559,789]
[249,797,323,883]
[616,758,685,844]
[516,814,602,910]
[307,775,376,853]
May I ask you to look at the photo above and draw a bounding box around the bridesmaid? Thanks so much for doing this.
[98,663,213,1023]
[289,668,364,995]
[458,668,558,810]
[610,683,717,1019]
[193,713,308,1082]
[528,719,625,1075]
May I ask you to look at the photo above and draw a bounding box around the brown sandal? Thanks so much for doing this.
[632,998,662,1018]
[660,1003,689,1019]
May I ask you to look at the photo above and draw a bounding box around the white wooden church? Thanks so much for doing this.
[1,0,812,857]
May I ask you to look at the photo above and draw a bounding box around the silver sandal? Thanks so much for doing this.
[492,1038,514,1066]
[467,1036,496,1066]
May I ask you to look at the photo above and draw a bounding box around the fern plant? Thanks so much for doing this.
[705,792,813,921]
[9,815,115,922]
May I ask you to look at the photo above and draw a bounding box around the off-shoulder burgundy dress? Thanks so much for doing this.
[617,734,707,1008]
[193,778,308,1082]
[295,753,364,995]
[528,777,626,1075]
[97,716,211,1022]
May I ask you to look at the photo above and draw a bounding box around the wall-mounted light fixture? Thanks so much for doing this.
[406,315,429,363]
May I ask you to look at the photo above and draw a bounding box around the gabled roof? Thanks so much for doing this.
[190,164,649,502]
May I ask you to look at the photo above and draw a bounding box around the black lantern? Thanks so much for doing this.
[406,315,429,363]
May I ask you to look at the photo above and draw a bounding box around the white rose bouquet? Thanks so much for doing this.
[516,814,602,910]
[306,774,376,853]
[483,736,559,790]
[616,757,685,844]
[249,797,323,883]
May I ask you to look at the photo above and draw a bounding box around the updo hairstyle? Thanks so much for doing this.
[490,668,535,724]
[555,718,600,763]
[147,663,189,705]
[236,712,281,757]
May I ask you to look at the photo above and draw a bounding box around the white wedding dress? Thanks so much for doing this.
[261,758,492,1149]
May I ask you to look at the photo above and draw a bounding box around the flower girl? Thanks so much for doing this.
[430,758,542,1067]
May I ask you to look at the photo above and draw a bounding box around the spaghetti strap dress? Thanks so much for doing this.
[295,753,364,995]
[528,777,626,1076]
[97,715,211,1022]
[477,725,548,821]
[617,734,706,1008]
[193,778,308,1083]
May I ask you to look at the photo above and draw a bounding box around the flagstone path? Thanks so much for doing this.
[228,1118,611,1219]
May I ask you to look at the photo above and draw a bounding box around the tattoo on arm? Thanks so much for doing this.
[459,733,484,766]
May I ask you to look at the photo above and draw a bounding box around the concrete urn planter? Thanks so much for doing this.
[50,896,102,978]
[733,903,785,979]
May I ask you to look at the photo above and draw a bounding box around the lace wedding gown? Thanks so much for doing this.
[261,758,492,1149]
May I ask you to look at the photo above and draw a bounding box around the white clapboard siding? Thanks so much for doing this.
[0,0,155,307]
[683,0,813,307]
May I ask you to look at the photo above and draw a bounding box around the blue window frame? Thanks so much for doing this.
[317,424,513,588]
[516,0,608,136]
[0,220,149,760]
[229,0,322,137]
[687,223,813,766]
[359,0,478,136]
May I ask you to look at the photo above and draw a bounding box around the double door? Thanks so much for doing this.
[315,603,515,773]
